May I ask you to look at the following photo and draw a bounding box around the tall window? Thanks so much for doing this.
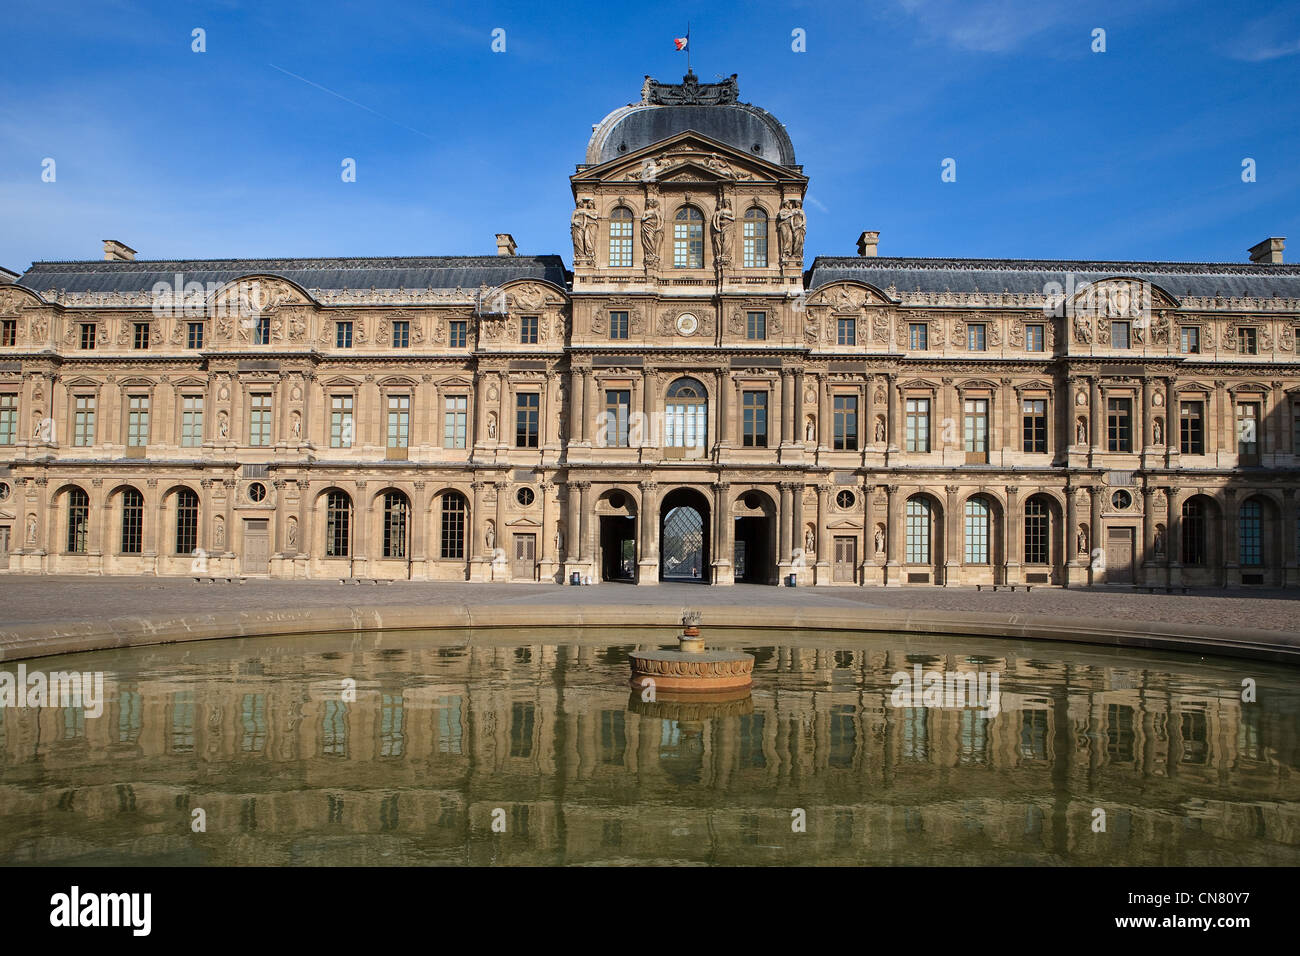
[443,395,467,448]
[80,323,96,350]
[74,395,96,446]
[1024,498,1049,564]
[833,395,858,450]
[609,207,633,267]
[383,491,409,559]
[1025,324,1044,352]
[1022,399,1047,453]
[905,397,930,452]
[515,393,539,448]
[742,208,768,267]
[440,492,467,559]
[1110,321,1131,349]
[0,393,15,445]
[967,324,986,351]
[392,320,409,348]
[964,497,990,564]
[175,489,199,555]
[602,389,631,447]
[909,323,928,350]
[1239,499,1262,566]
[121,488,143,554]
[449,320,467,348]
[387,395,410,450]
[837,317,856,346]
[1107,397,1132,452]
[610,311,629,340]
[1180,326,1200,354]
[665,377,707,453]
[1181,499,1206,565]
[181,395,203,447]
[519,316,538,345]
[331,395,354,448]
[0,319,15,347]
[255,315,271,345]
[187,322,204,350]
[1179,401,1204,454]
[127,394,150,447]
[249,393,272,446]
[673,206,704,268]
[1237,402,1259,460]
[335,320,353,348]
[742,390,768,447]
[133,322,150,349]
[964,398,988,454]
[746,311,766,340]
[67,487,89,553]
[1237,327,1258,355]
[905,497,931,564]
[325,490,351,557]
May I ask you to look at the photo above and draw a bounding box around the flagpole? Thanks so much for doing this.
[687,23,691,74]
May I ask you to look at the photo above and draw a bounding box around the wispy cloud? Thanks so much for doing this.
[886,0,1072,53]
[1221,11,1300,61]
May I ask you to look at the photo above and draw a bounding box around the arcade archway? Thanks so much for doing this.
[659,487,710,583]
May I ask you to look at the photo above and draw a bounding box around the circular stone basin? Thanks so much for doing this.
[629,648,755,693]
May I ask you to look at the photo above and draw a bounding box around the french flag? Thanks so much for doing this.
[674,36,688,51]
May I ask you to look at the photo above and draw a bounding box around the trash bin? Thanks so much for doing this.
[570,572,581,586]
[786,573,797,587]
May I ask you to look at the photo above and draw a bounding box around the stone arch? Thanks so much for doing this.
[659,486,712,583]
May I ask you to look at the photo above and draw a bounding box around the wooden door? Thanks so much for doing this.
[1105,527,1134,584]
[243,519,269,574]
[513,533,536,580]
[833,536,856,582]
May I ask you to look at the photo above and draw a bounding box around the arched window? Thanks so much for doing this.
[665,377,708,455]
[175,488,199,555]
[383,491,409,559]
[1181,498,1207,565]
[743,208,768,267]
[1239,498,1263,567]
[905,497,931,564]
[440,492,467,559]
[673,206,704,268]
[608,206,633,267]
[121,488,143,554]
[66,487,89,553]
[1024,497,1049,565]
[964,497,990,564]
[326,490,351,557]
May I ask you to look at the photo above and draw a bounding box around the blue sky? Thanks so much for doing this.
[2,0,1298,271]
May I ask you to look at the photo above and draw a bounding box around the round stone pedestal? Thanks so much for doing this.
[628,648,755,693]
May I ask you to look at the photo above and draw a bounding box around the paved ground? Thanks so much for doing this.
[2,576,1298,634]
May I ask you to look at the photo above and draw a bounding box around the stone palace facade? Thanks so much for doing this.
[2,72,1299,587]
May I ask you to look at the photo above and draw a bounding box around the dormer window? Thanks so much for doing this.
[743,208,768,267]
[609,206,633,267]
[673,206,704,268]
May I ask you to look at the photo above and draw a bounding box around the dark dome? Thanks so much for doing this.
[585,73,796,168]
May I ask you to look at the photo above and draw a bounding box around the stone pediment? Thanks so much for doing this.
[806,281,895,309]
[576,130,803,188]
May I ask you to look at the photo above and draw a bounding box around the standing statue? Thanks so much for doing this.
[789,200,806,259]
[571,199,597,260]
[1153,525,1165,556]
[486,523,496,552]
[777,200,796,259]
[874,525,886,555]
[1076,419,1087,445]
[26,514,37,546]
[710,197,734,262]
[806,418,815,442]
[1077,528,1088,555]
[287,518,298,550]
[487,413,497,440]
[1152,419,1163,445]
[641,196,663,267]
[804,528,815,556]
[555,528,564,556]
[875,416,886,443]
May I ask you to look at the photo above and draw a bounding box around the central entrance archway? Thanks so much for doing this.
[660,487,710,583]
[733,490,777,584]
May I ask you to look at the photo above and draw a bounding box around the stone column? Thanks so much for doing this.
[575,480,592,571]
[943,484,960,586]
[1140,483,1155,584]
[1088,484,1103,585]
[815,483,830,585]
[772,372,784,448]
[582,371,597,444]
[887,374,900,451]
[1167,486,1182,587]
[712,480,732,584]
[778,481,794,581]
[716,368,730,448]
[641,366,657,453]
[1065,482,1080,586]
[818,374,831,451]
[1004,484,1020,585]
[637,480,659,585]
[1223,487,1238,586]
[791,481,805,581]
[885,484,902,587]
[469,480,486,579]
[571,367,586,444]
[781,369,795,447]
[1283,487,1298,587]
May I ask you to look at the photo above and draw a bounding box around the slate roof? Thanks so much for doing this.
[17,255,570,296]
[806,256,1300,300]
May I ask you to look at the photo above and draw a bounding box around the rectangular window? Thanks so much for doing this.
[609,213,633,267]
[905,398,930,452]
[742,214,767,267]
[909,323,927,350]
[330,395,354,448]
[387,395,410,449]
[833,395,858,450]
[746,311,766,340]
[67,491,89,554]
[519,315,538,345]
[837,317,856,346]
[73,395,96,446]
[133,322,150,350]
[1180,401,1204,455]
[442,395,467,449]
[181,395,203,447]
[964,398,989,454]
[516,393,539,448]
[255,315,271,345]
[0,393,16,445]
[1238,327,1258,355]
[80,323,96,350]
[249,393,272,446]
[187,322,204,350]
[905,503,930,564]
[0,319,15,347]
[1025,324,1044,352]
[449,320,467,348]
[1237,402,1259,459]
[967,324,986,351]
[742,390,768,447]
[673,213,704,268]
[1107,397,1132,452]
[127,394,150,447]
[1110,321,1131,349]
[609,311,628,340]
[964,505,989,564]
[603,389,631,447]
[335,321,353,348]
[121,491,143,555]
[1180,326,1200,354]
[392,320,409,348]
[1022,399,1047,453]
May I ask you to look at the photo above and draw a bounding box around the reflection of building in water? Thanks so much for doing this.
[0,639,1296,865]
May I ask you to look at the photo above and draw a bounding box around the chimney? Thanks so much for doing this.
[857,231,879,257]
[103,239,136,261]
[1248,237,1284,264]
[495,233,517,257]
